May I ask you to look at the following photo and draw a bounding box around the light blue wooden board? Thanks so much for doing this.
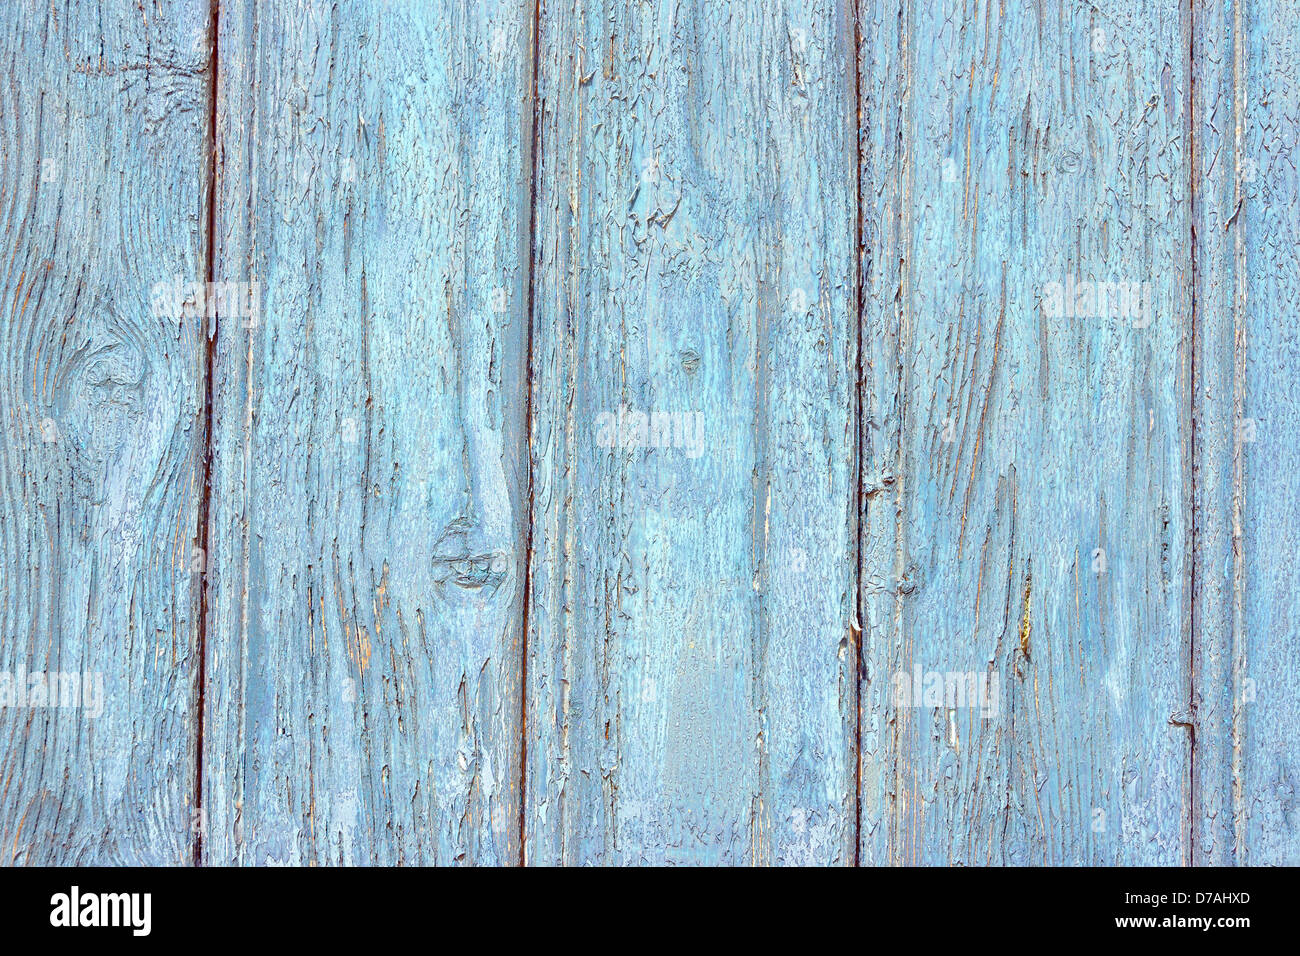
[0,0,211,863]
[858,0,1192,864]
[1193,0,1300,866]
[1240,0,1300,867]
[526,0,859,864]
[202,0,533,864]
[1190,0,1243,868]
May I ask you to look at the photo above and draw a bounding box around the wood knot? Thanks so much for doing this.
[54,334,150,463]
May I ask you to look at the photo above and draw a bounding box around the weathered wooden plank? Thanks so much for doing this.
[1235,0,1300,868]
[526,0,859,864]
[858,0,1193,864]
[0,0,212,863]
[1193,0,1300,865]
[1190,0,1244,870]
[203,0,533,864]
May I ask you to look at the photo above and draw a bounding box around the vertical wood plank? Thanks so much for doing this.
[1237,0,1300,867]
[0,0,212,863]
[859,0,1193,864]
[204,0,533,864]
[526,0,859,864]
[1193,0,1300,865]
[1190,0,1243,869]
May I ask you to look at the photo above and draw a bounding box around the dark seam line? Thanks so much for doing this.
[193,0,221,869]
[851,0,865,869]
[1185,0,1199,869]
[518,0,544,868]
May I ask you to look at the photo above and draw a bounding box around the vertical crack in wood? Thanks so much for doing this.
[193,0,221,869]
[851,0,865,869]
[518,0,544,868]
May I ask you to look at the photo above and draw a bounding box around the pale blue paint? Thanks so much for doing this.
[1193,0,1300,865]
[0,0,211,864]
[0,0,1294,867]
[859,0,1192,866]
[525,0,859,865]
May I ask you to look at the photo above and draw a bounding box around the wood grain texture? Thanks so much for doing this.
[202,0,533,864]
[0,0,212,864]
[525,0,859,864]
[858,0,1193,864]
[1238,0,1300,868]
[3,0,1295,868]
[1193,0,1300,866]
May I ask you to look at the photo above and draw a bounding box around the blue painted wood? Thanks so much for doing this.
[1238,0,1300,868]
[0,0,212,863]
[1191,0,1245,869]
[858,0,1193,864]
[525,0,860,864]
[202,0,533,864]
[1193,0,1300,866]
[2,0,1294,867]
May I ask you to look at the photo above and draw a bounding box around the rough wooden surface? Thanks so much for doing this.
[1,0,1296,867]
[858,0,1192,865]
[1192,0,1300,866]
[1236,0,1300,869]
[0,0,211,864]
[202,0,533,865]
[525,0,859,865]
